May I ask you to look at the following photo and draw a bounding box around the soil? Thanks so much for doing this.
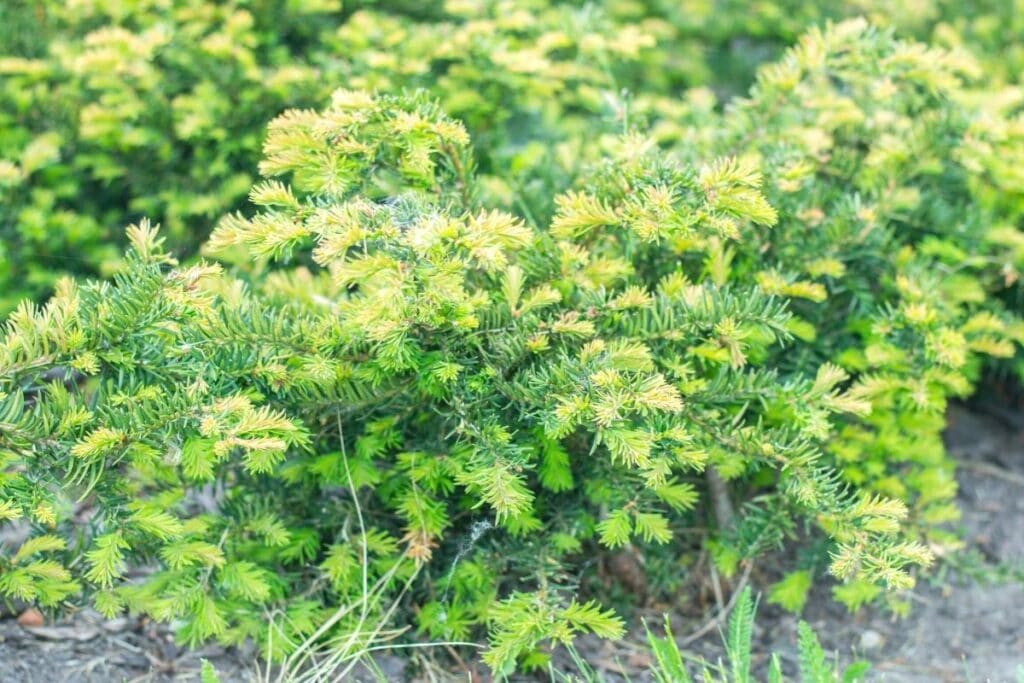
[2,403,1022,682]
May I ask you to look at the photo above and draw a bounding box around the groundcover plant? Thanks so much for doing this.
[2,2,1024,680]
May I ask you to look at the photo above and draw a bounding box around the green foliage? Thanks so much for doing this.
[768,570,813,614]
[0,0,683,313]
[1,1,1024,678]
[8,0,1023,314]
[796,620,871,683]
[640,18,1024,580]
[486,593,625,675]
[678,589,870,683]
[643,616,692,683]
[199,659,222,683]
[726,587,756,683]
[0,1,345,311]
[0,82,934,673]
[563,589,868,683]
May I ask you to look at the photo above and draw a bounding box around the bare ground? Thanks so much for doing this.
[2,403,1022,682]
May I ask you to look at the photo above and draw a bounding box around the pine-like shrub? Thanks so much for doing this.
[2,7,1024,680]
[665,19,1024,609]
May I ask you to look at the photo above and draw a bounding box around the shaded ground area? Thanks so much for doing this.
[2,403,1023,682]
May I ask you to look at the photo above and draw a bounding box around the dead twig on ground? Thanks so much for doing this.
[678,561,754,647]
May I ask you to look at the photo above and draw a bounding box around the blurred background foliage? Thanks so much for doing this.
[2,0,1022,313]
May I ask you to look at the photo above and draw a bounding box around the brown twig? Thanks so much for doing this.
[706,465,736,531]
[709,563,726,615]
[678,561,754,647]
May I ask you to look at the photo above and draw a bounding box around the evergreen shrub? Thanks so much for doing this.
[1,3,1024,678]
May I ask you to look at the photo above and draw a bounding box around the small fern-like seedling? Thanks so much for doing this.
[725,587,756,683]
